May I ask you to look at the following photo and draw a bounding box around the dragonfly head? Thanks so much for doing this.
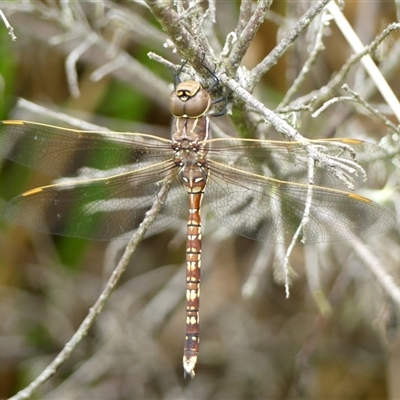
[169,80,212,118]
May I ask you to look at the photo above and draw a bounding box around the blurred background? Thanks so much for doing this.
[0,1,399,399]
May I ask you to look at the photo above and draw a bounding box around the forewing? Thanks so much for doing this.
[4,161,187,240]
[206,138,390,188]
[0,120,173,177]
[205,160,395,244]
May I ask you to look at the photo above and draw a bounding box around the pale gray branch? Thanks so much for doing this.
[249,0,331,90]
[8,179,171,400]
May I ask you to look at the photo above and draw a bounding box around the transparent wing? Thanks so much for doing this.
[205,138,390,188]
[0,120,173,177]
[2,121,394,243]
[4,161,187,240]
[205,159,395,244]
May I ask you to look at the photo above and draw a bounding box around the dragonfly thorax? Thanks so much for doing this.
[172,113,210,143]
[173,138,206,166]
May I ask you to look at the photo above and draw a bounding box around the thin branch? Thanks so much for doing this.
[312,84,399,133]
[65,32,97,98]
[295,22,400,109]
[342,85,400,132]
[249,0,331,90]
[352,238,400,307]
[278,9,330,108]
[242,243,274,299]
[90,56,127,82]
[0,8,17,40]
[221,74,306,141]
[98,6,167,47]
[226,0,272,74]
[273,243,298,288]
[221,74,368,189]
[235,0,254,37]
[312,95,355,118]
[283,155,316,297]
[8,3,171,107]
[144,0,215,72]
[147,51,182,73]
[207,0,216,24]
[8,179,171,400]
[200,6,222,54]
[304,245,333,316]
[15,98,110,131]
[326,2,400,122]
[177,2,210,53]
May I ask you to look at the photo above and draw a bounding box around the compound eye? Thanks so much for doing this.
[183,89,211,117]
[169,92,185,117]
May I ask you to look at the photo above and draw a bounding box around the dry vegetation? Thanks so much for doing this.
[0,1,400,399]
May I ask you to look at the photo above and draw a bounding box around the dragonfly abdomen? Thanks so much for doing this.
[181,162,208,377]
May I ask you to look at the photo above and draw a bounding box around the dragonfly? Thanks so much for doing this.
[0,79,395,378]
